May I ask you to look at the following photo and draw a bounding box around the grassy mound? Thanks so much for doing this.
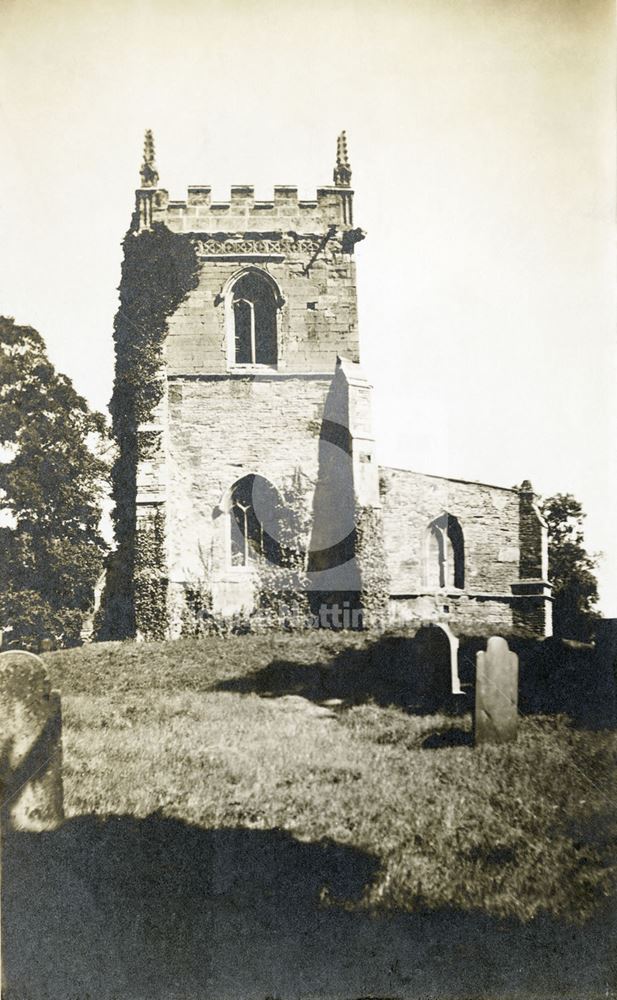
[43,634,617,925]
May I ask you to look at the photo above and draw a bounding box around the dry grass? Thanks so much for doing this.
[45,634,617,925]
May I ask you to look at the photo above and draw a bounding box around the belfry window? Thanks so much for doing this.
[232,272,278,366]
[426,514,464,589]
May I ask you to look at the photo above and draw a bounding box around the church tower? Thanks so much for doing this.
[109,131,380,638]
[107,129,550,644]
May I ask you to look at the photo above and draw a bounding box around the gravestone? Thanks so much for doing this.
[410,623,462,711]
[0,651,64,994]
[474,636,518,745]
[412,625,456,707]
[0,651,64,831]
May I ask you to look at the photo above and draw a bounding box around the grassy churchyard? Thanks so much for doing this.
[4,632,616,999]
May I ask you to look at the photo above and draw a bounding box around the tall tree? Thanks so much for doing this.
[541,493,600,640]
[0,317,108,650]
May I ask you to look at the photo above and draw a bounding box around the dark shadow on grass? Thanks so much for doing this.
[3,813,615,1000]
[517,637,617,731]
[216,635,468,717]
[422,728,473,749]
[467,844,517,866]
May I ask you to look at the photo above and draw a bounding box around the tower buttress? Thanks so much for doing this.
[512,480,553,636]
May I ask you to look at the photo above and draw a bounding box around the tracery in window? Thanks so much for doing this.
[231,272,278,366]
[227,474,283,568]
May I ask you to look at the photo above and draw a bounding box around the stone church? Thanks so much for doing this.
[110,130,552,645]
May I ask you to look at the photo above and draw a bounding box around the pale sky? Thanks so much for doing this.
[1,0,615,612]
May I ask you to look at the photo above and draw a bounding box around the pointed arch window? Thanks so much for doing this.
[231,495,262,567]
[226,475,284,569]
[231,272,278,366]
[425,514,464,590]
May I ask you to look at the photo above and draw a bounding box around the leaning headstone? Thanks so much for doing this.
[0,651,64,996]
[0,650,64,831]
[474,636,518,745]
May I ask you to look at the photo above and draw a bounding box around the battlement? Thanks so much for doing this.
[134,130,355,234]
[138,183,353,233]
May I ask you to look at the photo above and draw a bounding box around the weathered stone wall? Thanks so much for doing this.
[379,467,550,637]
[135,173,362,377]
[380,467,520,593]
[163,357,380,625]
[133,377,551,637]
[165,374,331,622]
[163,252,359,376]
[388,593,515,636]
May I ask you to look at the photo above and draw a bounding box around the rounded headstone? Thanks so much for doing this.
[0,651,64,831]
[474,636,519,746]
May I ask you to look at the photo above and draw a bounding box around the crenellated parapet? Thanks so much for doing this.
[137,184,356,235]
[134,132,356,236]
